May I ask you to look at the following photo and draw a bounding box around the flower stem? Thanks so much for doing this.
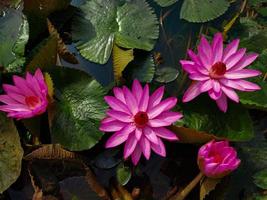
[171,172,204,200]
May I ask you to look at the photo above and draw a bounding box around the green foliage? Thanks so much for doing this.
[155,67,179,83]
[253,169,267,189]
[26,36,58,72]
[128,54,155,83]
[154,0,178,7]
[236,18,267,111]
[0,8,29,72]
[116,164,132,186]
[239,81,267,111]
[180,96,254,141]
[180,0,230,23]
[50,67,108,151]
[0,113,23,193]
[72,0,159,64]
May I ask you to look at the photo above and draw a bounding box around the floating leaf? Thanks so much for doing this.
[50,67,108,151]
[239,81,267,111]
[180,0,230,23]
[127,53,155,83]
[253,169,267,190]
[26,36,57,72]
[115,0,159,51]
[181,96,254,141]
[0,8,29,72]
[72,0,159,64]
[154,0,178,7]
[116,164,132,186]
[0,113,23,193]
[113,45,134,82]
[155,67,179,83]
[169,126,219,144]
[200,177,221,200]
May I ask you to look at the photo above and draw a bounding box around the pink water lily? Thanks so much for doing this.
[198,140,241,178]
[181,33,262,112]
[100,79,183,165]
[0,69,48,120]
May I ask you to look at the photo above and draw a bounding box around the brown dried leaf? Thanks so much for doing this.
[47,19,78,64]
[24,144,78,160]
[169,126,221,144]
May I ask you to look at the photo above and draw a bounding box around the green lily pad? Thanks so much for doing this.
[50,67,108,151]
[180,0,230,23]
[155,67,179,83]
[0,113,23,193]
[0,8,29,72]
[116,164,132,186]
[180,96,254,141]
[72,0,159,64]
[124,52,155,83]
[253,169,267,189]
[154,0,178,7]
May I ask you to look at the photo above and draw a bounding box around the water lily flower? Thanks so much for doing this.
[180,33,261,112]
[0,69,48,120]
[198,140,241,178]
[100,79,183,165]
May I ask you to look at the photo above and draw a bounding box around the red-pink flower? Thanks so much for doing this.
[181,33,261,112]
[198,140,241,178]
[100,80,183,165]
[0,69,48,120]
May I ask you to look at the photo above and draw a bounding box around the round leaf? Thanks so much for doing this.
[155,67,179,83]
[0,8,29,71]
[116,164,132,186]
[0,114,23,193]
[50,68,108,151]
[115,0,159,51]
[253,169,267,190]
[154,0,178,7]
[72,0,159,64]
[180,0,230,23]
[181,96,254,141]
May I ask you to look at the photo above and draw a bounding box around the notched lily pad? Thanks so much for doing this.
[155,67,179,83]
[0,7,29,72]
[0,113,24,193]
[116,164,132,186]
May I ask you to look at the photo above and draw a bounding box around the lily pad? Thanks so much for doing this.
[116,164,132,186]
[180,0,230,23]
[253,169,267,189]
[50,67,108,151]
[154,0,178,7]
[180,96,254,141]
[0,8,29,72]
[72,0,159,64]
[155,67,179,83]
[0,113,24,193]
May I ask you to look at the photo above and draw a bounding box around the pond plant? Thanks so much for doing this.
[0,0,266,199]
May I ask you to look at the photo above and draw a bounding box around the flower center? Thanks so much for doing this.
[213,154,223,163]
[209,62,226,79]
[134,111,149,128]
[25,96,41,110]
